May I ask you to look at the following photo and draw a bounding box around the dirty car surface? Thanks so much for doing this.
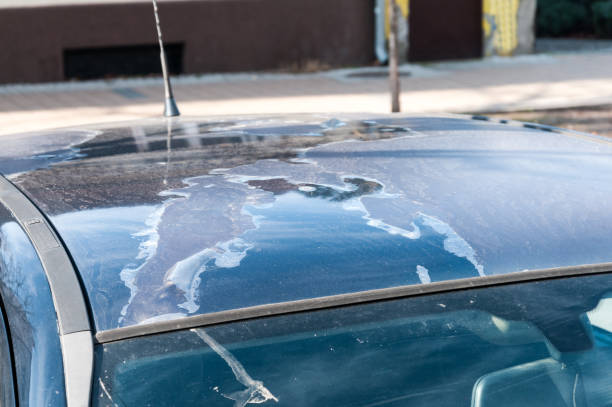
[1,114,612,406]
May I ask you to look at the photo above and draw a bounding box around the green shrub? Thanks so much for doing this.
[537,0,590,36]
[592,1,612,37]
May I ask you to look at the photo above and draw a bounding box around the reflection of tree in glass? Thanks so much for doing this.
[0,221,35,404]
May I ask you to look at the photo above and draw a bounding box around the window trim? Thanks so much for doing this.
[95,261,612,344]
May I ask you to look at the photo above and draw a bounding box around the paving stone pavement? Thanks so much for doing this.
[1,51,611,136]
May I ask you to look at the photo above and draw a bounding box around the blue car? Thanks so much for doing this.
[1,114,612,406]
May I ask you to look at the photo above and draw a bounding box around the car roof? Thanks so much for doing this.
[1,113,612,332]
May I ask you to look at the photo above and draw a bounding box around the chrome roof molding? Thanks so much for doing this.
[0,176,93,407]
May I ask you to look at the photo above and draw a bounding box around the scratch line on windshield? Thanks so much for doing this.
[192,328,278,407]
[98,378,119,407]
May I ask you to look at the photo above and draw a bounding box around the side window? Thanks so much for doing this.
[0,304,15,407]
[0,205,66,406]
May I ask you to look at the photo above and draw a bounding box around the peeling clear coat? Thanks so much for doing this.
[2,114,612,331]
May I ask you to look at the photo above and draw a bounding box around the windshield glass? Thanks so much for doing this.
[93,272,612,407]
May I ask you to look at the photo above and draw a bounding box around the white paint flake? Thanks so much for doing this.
[118,182,194,324]
[416,265,431,284]
[167,238,253,313]
[298,185,316,192]
[419,213,485,276]
[343,199,421,240]
[192,329,278,407]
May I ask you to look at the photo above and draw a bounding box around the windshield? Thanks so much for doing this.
[93,272,612,407]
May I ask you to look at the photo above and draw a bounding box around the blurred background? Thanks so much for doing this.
[0,0,611,137]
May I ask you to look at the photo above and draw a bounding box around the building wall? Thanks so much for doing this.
[0,0,375,84]
[0,0,537,84]
[409,0,483,61]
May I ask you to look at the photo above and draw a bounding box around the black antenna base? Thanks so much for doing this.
[164,97,180,117]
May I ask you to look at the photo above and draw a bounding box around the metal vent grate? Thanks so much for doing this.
[63,43,183,80]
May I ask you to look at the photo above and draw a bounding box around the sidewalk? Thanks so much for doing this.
[1,50,611,136]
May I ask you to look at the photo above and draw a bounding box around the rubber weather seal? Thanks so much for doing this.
[96,261,612,344]
[0,176,93,407]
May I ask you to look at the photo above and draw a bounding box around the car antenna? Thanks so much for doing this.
[151,0,180,117]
